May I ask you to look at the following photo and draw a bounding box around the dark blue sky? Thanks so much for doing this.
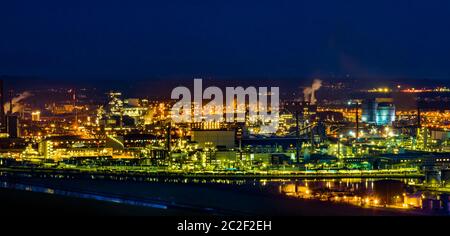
[1,0,450,81]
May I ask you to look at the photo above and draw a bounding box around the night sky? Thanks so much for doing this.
[1,0,450,82]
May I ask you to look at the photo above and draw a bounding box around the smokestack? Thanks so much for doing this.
[166,122,171,152]
[9,90,13,115]
[0,79,4,127]
[0,79,6,132]
[3,91,32,114]
[417,106,421,129]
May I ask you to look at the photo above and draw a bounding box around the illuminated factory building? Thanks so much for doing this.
[31,111,41,122]
[361,98,396,125]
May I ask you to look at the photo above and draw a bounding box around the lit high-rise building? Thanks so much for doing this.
[39,140,54,159]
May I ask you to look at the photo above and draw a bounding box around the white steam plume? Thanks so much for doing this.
[303,79,322,105]
[3,91,32,114]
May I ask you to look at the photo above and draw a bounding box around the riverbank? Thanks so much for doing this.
[0,166,423,179]
[409,183,450,194]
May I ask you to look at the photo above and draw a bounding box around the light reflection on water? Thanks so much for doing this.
[0,181,168,210]
[256,178,449,214]
[274,179,405,208]
[133,177,449,214]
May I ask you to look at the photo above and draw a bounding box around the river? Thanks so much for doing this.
[0,171,448,216]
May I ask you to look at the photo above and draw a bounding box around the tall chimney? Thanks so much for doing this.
[417,106,421,128]
[0,79,4,129]
[9,90,13,115]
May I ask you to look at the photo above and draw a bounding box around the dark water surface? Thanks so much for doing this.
[0,173,448,216]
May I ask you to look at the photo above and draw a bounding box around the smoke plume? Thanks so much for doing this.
[303,79,322,104]
[3,91,32,114]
